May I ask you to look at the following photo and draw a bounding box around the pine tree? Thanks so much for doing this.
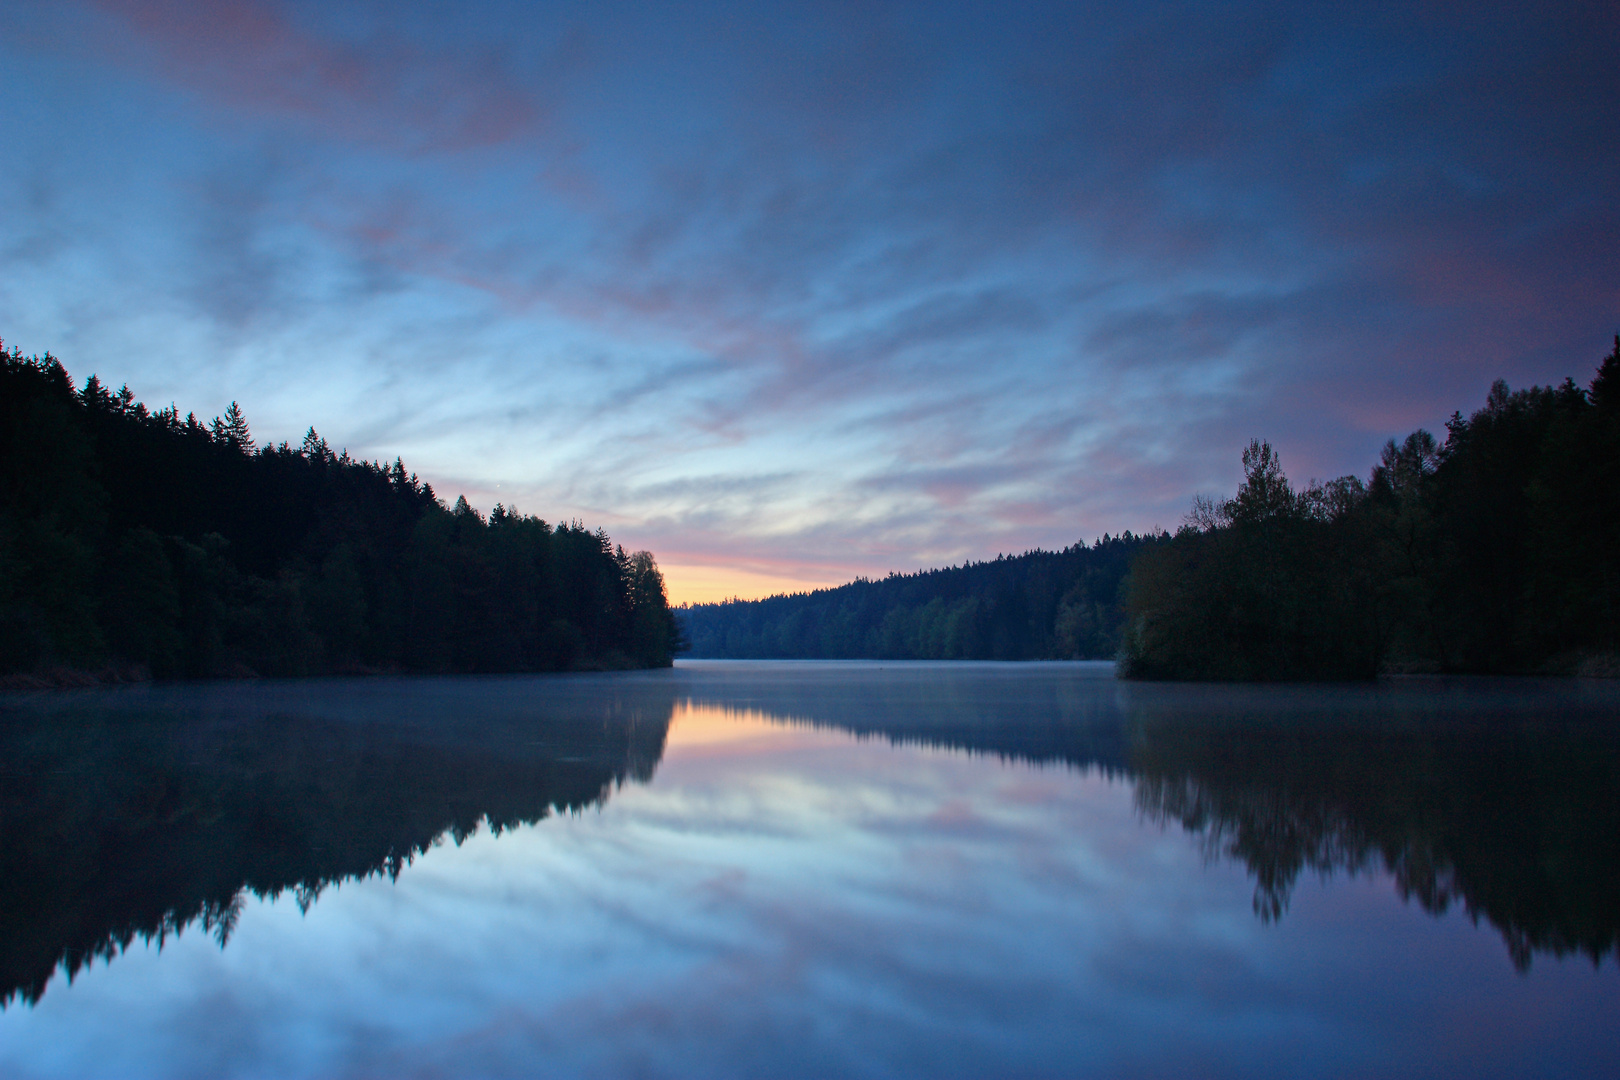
[1591,334,1620,413]
[302,427,330,460]
[217,401,253,451]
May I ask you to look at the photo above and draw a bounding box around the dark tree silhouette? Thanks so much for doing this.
[1122,338,1620,680]
[0,345,679,680]
[678,533,1159,660]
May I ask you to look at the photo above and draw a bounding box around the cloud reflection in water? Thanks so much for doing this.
[0,665,1616,1078]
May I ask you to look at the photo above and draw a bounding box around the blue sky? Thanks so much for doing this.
[1,1,1616,601]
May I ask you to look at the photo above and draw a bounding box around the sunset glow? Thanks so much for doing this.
[1,1,1615,595]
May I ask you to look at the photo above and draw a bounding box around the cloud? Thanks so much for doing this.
[2,1,1617,595]
[87,0,552,151]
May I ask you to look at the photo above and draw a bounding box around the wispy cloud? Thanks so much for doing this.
[89,0,553,150]
[1,0,1615,600]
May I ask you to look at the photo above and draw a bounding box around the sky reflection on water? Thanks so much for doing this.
[1,663,1616,1078]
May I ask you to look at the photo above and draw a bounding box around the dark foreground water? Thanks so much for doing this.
[1,661,1616,1078]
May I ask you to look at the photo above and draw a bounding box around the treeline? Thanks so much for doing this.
[0,346,681,680]
[679,532,1159,660]
[1123,339,1620,679]
[681,339,1619,678]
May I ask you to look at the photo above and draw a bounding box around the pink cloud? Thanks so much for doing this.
[89,0,547,151]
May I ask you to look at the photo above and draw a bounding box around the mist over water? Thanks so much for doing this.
[2,662,1616,1078]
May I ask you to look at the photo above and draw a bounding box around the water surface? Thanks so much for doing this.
[1,661,1616,1078]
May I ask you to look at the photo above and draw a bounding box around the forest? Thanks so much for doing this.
[1121,338,1620,680]
[684,339,1619,679]
[0,346,681,682]
[679,531,1160,660]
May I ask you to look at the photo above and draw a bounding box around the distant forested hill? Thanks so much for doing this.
[0,346,680,682]
[684,338,1620,678]
[679,533,1161,660]
[1121,338,1620,680]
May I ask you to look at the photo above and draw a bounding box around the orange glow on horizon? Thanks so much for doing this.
[659,561,851,606]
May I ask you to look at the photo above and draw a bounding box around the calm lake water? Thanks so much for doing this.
[1,660,1616,1078]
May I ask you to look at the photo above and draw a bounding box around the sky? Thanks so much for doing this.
[1,1,1616,604]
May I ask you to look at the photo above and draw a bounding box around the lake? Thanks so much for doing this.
[1,660,1616,1078]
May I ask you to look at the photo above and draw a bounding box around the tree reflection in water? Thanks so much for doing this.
[1,667,1615,1009]
[676,667,1620,974]
[0,677,676,1006]
[1130,719,1620,970]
